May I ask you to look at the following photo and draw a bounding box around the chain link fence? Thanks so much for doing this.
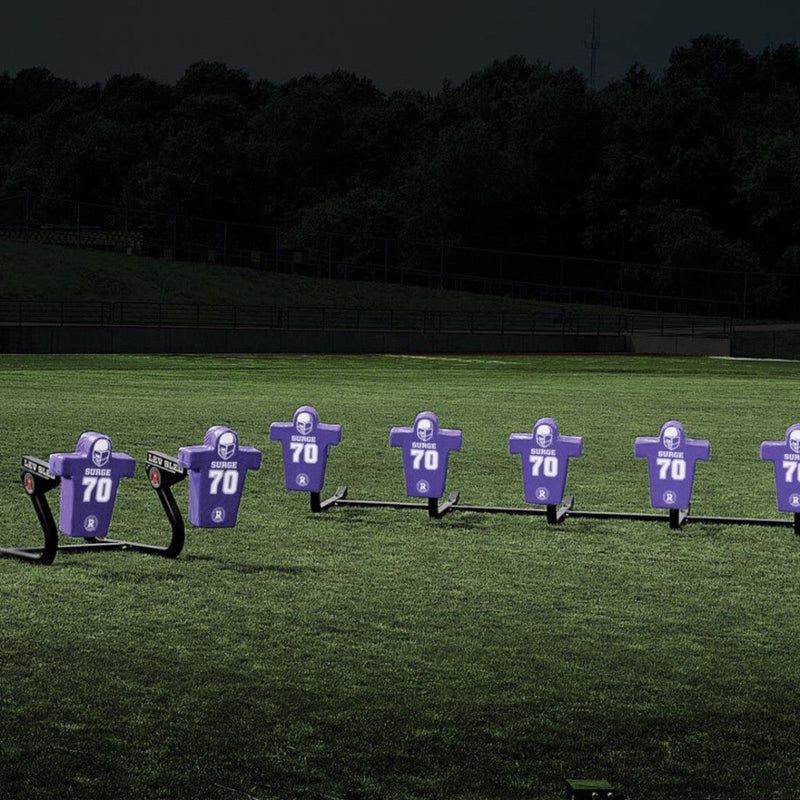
[1,193,796,319]
[0,297,734,340]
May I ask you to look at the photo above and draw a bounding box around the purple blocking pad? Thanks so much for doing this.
[634,420,710,509]
[49,432,135,537]
[509,417,583,505]
[269,406,342,492]
[760,424,800,512]
[389,411,462,499]
[178,426,262,527]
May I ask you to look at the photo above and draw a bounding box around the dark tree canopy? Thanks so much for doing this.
[1,39,800,310]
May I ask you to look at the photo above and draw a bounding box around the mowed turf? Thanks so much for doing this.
[0,353,799,800]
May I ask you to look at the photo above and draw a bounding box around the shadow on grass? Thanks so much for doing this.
[218,562,314,576]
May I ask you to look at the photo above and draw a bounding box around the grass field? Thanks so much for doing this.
[1,353,799,800]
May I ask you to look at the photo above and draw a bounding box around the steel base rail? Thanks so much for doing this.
[305,487,800,534]
[0,452,187,565]
[309,491,687,527]
[310,487,460,519]
[452,497,799,533]
[453,495,575,523]
[450,498,685,526]
[562,506,799,532]
[564,504,689,528]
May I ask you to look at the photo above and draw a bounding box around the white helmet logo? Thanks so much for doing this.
[91,438,111,468]
[416,419,434,442]
[790,429,800,454]
[663,425,681,451]
[217,431,237,460]
[296,412,314,435]
[535,424,553,449]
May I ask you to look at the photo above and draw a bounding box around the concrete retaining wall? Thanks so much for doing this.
[628,333,731,356]
[730,326,800,360]
[0,325,629,355]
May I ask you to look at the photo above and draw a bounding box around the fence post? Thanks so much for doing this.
[742,272,748,320]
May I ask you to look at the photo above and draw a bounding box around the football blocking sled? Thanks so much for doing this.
[178,425,262,527]
[760,423,800,533]
[3,425,264,565]
[455,417,706,525]
[633,420,710,527]
[270,407,462,518]
[6,418,799,565]
[446,416,585,521]
[269,406,344,511]
[50,431,136,538]
[2,432,188,565]
[388,410,462,516]
[510,417,584,508]
[273,409,800,534]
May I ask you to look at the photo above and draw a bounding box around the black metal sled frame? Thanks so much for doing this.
[0,451,187,565]
[679,510,800,535]
[451,495,576,524]
[449,496,800,533]
[446,496,684,526]
[315,492,682,527]
[312,487,800,534]
[310,486,460,519]
[444,497,800,533]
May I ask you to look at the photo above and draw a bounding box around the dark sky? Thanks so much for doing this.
[4,1,800,92]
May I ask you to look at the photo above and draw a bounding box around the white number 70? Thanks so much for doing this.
[290,442,319,464]
[208,469,239,495]
[82,476,113,503]
[529,455,558,477]
[411,450,439,470]
[657,458,686,480]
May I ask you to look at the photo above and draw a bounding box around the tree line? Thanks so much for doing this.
[1,34,799,313]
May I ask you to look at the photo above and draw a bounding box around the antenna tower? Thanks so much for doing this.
[585,8,600,91]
